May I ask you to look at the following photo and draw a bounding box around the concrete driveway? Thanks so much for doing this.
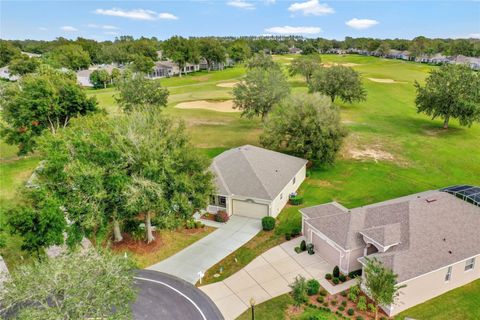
[147,216,262,284]
[199,237,355,320]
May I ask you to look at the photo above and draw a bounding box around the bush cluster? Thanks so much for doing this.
[347,308,355,316]
[261,216,276,231]
[289,195,304,205]
[348,269,362,278]
[215,211,229,223]
[306,279,320,296]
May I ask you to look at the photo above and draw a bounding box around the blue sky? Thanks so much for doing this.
[1,1,479,40]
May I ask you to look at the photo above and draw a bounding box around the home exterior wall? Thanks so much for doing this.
[270,165,306,218]
[304,221,346,271]
[347,247,364,273]
[385,254,480,316]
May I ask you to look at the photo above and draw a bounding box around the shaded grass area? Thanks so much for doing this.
[113,227,215,269]
[395,279,480,320]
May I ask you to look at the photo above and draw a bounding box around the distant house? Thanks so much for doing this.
[199,57,226,71]
[21,51,41,58]
[0,66,19,81]
[289,47,303,54]
[451,55,480,70]
[149,61,180,78]
[301,186,480,316]
[76,64,122,87]
[208,145,307,219]
[182,62,200,74]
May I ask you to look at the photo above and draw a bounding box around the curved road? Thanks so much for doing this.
[133,270,223,320]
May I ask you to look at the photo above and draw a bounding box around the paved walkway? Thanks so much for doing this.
[199,237,355,320]
[147,216,262,284]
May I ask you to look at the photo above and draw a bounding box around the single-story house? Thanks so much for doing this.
[208,145,307,219]
[289,47,303,54]
[76,64,122,87]
[301,186,480,316]
[199,57,228,71]
[149,61,180,78]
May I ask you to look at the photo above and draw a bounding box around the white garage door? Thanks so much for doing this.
[232,199,269,219]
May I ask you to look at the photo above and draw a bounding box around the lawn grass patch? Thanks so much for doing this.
[236,294,294,320]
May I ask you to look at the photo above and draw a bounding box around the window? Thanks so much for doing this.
[465,258,476,271]
[445,266,452,282]
[280,193,283,200]
[218,196,226,207]
[293,177,296,185]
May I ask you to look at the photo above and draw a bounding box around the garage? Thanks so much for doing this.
[311,232,341,267]
[232,199,269,219]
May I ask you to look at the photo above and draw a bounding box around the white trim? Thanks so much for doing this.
[134,277,207,320]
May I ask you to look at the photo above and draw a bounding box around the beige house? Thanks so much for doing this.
[208,145,307,219]
[301,186,480,316]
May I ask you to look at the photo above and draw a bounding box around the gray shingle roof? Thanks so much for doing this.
[210,145,307,200]
[302,190,480,282]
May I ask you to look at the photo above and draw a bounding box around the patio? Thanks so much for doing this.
[199,237,356,320]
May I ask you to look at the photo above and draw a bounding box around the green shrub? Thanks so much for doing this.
[289,275,308,307]
[347,308,355,316]
[306,279,320,296]
[348,292,358,302]
[291,226,301,237]
[285,232,291,240]
[290,195,304,205]
[332,278,339,285]
[356,316,364,320]
[357,296,367,311]
[215,211,229,222]
[348,269,362,278]
[330,300,337,306]
[319,289,328,296]
[341,300,347,307]
[294,246,302,253]
[340,290,347,297]
[338,306,345,312]
[339,274,347,282]
[325,273,332,280]
[316,296,324,303]
[333,266,340,278]
[368,303,376,313]
[261,216,276,231]
[350,285,361,296]
[300,240,307,251]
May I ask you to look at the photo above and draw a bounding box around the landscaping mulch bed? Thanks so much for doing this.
[110,232,164,255]
[200,213,216,222]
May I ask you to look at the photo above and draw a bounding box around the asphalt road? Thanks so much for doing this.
[133,269,224,320]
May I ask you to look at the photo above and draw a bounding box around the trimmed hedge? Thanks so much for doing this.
[348,269,362,278]
[306,279,320,295]
[289,195,304,205]
[261,216,276,231]
[333,266,340,278]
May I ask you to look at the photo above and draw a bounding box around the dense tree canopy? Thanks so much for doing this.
[199,37,226,70]
[131,54,155,74]
[0,40,21,67]
[415,64,480,129]
[115,72,169,112]
[89,69,111,89]
[228,40,252,62]
[288,54,322,84]
[162,36,199,76]
[0,250,135,319]
[233,66,290,119]
[0,67,98,154]
[8,55,40,75]
[246,52,279,70]
[260,93,347,163]
[309,66,367,103]
[45,44,91,70]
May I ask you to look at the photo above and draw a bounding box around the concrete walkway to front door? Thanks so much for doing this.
[199,237,356,320]
[147,216,262,284]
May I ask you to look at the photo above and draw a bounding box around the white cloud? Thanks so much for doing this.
[227,0,255,10]
[345,18,379,30]
[87,24,119,29]
[38,27,48,31]
[468,33,480,39]
[61,26,78,32]
[288,0,334,16]
[95,8,178,20]
[265,26,321,35]
[158,13,179,20]
[104,31,119,36]
[102,25,119,30]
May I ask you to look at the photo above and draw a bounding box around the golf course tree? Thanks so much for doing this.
[45,44,91,70]
[288,54,322,84]
[260,93,347,164]
[309,65,367,103]
[415,64,480,129]
[0,40,21,67]
[162,36,199,76]
[115,71,169,113]
[8,54,40,76]
[198,37,226,71]
[131,54,155,74]
[116,111,215,243]
[89,69,111,89]
[361,257,406,320]
[246,52,279,70]
[6,188,66,259]
[228,39,252,62]
[0,67,98,155]
[233,66,290,120]
[0,250,135,319]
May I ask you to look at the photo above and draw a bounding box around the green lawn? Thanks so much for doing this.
[396,279,480,320]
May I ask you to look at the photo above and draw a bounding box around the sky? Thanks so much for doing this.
[1,0,479,41]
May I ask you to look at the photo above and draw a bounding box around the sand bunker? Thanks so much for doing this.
[216,82,239,88]
[367,78,404,84]
[322,63,360,68]
[349,148,395,162]
[175,100,238,113]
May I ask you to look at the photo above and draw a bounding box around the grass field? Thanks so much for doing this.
[0,55,478,317]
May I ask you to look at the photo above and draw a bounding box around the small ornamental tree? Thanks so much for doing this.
[0,250,135,319]
[289,275,308,308]
[309,65,367,103]
[288,54,322,84]
[89,69,110,89]
[362,257,406,320]
[333,265,340,278]
[414,64,480,129]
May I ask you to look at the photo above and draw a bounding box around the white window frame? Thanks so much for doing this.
[465,258,475,272]
[445,266,452,282]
